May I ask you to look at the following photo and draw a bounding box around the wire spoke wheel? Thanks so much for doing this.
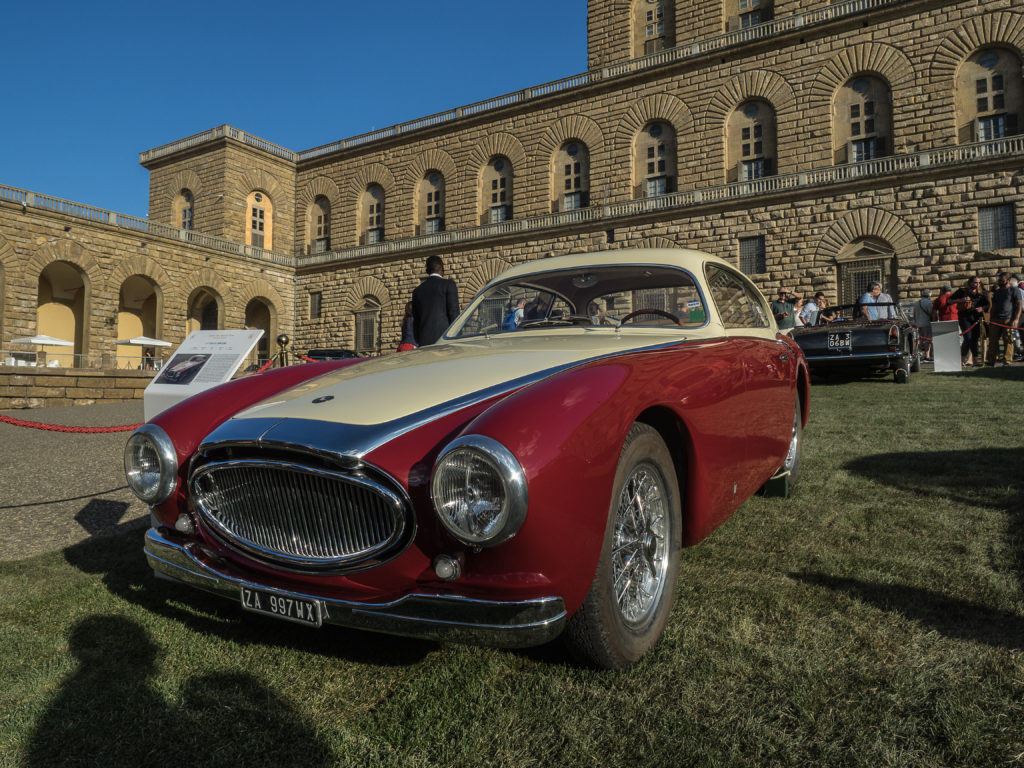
[564,422,682,669]
[611,463,668,627]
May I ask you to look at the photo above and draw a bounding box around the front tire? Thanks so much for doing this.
[564,423,682,669]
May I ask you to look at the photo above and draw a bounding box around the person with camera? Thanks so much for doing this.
[950,276,988,366]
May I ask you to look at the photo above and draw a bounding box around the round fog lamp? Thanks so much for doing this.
[432,554,462,581]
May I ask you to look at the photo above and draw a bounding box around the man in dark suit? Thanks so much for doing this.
[411,255,459,345]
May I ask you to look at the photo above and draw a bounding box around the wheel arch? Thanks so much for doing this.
[635,405,696,545]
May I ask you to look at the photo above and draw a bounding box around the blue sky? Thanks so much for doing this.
[0,1,586,220]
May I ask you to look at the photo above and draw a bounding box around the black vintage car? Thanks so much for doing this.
[790,302,921,383]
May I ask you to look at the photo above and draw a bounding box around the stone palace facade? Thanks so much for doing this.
[0,0,1022,368]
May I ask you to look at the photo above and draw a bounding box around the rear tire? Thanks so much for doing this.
[564,423,682,669]
[780,394,803,488]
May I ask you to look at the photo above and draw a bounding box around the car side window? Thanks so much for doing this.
[705,265,769,329]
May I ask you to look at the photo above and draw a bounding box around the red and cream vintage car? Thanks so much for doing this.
[125,249,810,668]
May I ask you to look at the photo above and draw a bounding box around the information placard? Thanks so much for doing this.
[932,320,961,373]
[144,330,264,420]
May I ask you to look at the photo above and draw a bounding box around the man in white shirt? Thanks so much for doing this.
[859,282,882,320]
[799,292,826,327]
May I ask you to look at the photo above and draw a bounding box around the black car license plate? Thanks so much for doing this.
[827,331,852,352]
[240,585,322,627]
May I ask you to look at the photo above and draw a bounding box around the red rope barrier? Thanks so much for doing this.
[300,354,317,363]
[254,359,275,374]
[0,413,142,433]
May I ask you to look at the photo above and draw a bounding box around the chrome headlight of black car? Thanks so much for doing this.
[124,424,178,505]
[431,435,528,547]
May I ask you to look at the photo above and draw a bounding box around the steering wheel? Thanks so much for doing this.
[620,308,681,325]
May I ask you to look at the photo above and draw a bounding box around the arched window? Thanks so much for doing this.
[362,185,385,244]
[173,189,194,230]
[482,156,514,224]
[726,100,778,182]
[418,173,445,235]
[725,0,773,32]
[956,48,1023,143]
[634,121,677,197]
[554,141,590,212]
[308,196,331,254]
[246,191,273,250]
[632,0,675,56]
[354,296,381,354]
[833,76,893,164]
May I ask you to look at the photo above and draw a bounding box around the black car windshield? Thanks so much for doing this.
[450,265,707,338]
[813,302,907,324]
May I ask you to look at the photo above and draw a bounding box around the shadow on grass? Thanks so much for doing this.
[63,527,437,667]
[843,448,1024,592]
[791,573,1024,651]
[23,615,334,768]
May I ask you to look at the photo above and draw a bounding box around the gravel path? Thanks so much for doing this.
[0,402,149,561]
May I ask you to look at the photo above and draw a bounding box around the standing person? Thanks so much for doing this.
[397,302,417,352]
[858,282,882,320]
[932,284,958,322]
[799,292,827,327]
[876,288,895,319]
[984,272,1021,366]
[1012,274,1024,360]
[770,287,802,331]
[951,276,988,366]
[913,289,934,361]
[411,255,459,346]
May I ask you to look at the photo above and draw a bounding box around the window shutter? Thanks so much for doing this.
[764,157,774,175]
[1007,113,1020,136]
[875,136,886,157]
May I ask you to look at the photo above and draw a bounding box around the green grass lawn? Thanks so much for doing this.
[1,368,1022,767]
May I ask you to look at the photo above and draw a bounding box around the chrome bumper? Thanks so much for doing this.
[144,527,567,648]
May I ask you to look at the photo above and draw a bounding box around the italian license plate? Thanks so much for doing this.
[827,331,852,352]
[240,585,322,627]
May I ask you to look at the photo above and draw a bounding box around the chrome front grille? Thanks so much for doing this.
[190,459,410,570]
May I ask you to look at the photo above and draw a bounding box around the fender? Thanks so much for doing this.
[447,339,757,614]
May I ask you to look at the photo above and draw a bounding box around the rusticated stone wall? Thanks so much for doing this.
[0,367,151,409]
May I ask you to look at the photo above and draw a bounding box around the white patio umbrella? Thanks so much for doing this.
[11,335,74,346]
[115,336,172,347]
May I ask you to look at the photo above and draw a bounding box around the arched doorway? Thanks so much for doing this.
[187,288,223,334]
[116,275,162,369]
[38,261,88,367]
[244,297,275,367]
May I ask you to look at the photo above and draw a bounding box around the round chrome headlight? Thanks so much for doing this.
[124,424,178,505]
[431,435,527,547]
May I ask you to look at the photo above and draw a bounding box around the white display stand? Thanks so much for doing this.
[932,320,962,373]
[143,330,264,421]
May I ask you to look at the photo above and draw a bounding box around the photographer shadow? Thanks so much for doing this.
[23,615,333,767]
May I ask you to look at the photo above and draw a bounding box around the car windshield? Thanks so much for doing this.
[450,264,707,338]
[812,302,907,325]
